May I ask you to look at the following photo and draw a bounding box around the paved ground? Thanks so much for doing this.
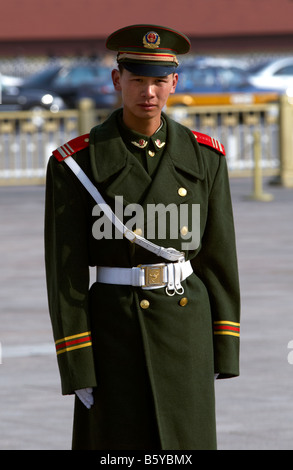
[0,175,293,450]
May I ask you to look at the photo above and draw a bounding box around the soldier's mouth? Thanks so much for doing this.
[138,103,157,109]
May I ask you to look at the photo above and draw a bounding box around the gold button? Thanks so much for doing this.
[180,226,189,236]
[134,228,143,236]
[178,187,187,197]
[140,299,150,309]
[179,297,188,307]
[148,150,155,157]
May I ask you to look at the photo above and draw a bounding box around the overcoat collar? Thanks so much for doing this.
[89,109,205,205]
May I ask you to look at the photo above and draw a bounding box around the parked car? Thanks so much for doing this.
[167,64,279,107]
[247,57,293,90]
[17,63,118,109]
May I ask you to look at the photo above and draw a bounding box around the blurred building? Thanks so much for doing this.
[1,0,293,56]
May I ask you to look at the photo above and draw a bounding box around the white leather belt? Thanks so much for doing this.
[96,260,193,296]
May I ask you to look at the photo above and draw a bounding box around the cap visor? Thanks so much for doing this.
[122,62,177,77]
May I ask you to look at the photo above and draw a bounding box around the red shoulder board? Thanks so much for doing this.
[192,131,226,156]
[52,134,90,162]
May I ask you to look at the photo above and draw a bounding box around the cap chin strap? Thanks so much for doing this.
[64,156,184,263]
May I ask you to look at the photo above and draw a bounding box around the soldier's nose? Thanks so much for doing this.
[142,86,155,98]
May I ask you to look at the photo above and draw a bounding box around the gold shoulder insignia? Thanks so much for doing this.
[52,134,90,161]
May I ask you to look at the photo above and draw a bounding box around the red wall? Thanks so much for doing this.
[1,0,293,54]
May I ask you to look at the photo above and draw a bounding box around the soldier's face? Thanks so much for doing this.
[112,68,178,124]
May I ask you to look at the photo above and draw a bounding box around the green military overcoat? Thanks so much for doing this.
[45,109,240,450]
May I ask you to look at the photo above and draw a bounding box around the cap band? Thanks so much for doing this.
[117,51,179,65]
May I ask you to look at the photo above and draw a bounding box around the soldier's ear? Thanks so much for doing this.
[170,73,179,95]
[112,69,122,91]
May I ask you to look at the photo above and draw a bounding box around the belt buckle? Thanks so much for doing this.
[141,264,165,288]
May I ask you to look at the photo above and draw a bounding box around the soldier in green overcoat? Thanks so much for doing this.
[45,24,240,450]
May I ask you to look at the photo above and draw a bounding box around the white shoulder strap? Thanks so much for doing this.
[64,156,184,262]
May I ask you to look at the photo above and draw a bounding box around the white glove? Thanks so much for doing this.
[75,387,94,409]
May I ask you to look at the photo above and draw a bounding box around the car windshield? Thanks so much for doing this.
[247,61,272,74]
[176,65,247,91]
[52,65,110,86]
[23,67,60,87]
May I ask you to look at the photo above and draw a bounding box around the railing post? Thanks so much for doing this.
[279,94,293,188]
[248,130,274,201]
[78,98,96,135]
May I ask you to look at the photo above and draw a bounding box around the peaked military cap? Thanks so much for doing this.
[106,24,191,76]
